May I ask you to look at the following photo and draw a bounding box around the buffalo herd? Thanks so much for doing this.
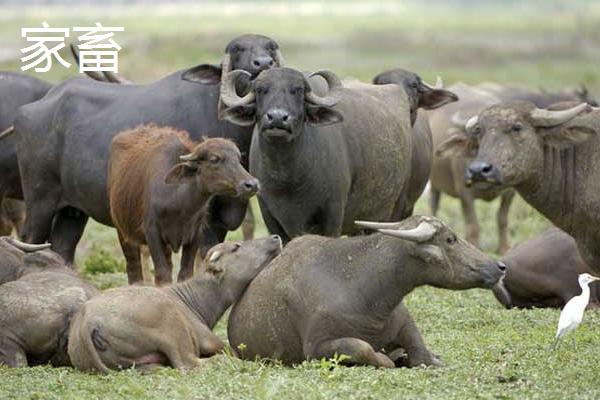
[0,33,599,371]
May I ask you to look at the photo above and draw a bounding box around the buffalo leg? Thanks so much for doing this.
[117,232,144,285]
[429,187,441,216]
[496,190,515,255]
[458,191,480,248]
[241,205,255,240]
[306,337,394,368]
[385,303,441,367]
[145,226,173,285]
[50,207,88,265]
[0,337,28,367]
[140,246,153,284]
[256,198,290,242]
[322,202,344,237]
[178,240,200,282]
[21,191,60,246]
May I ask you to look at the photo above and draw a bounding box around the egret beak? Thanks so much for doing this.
[591,275,600,282]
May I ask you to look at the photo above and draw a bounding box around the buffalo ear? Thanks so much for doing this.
[409,243,444,264]
[220,104,257,126]
[435,132,475,158]
[182,64,222,84]
[165,162,198,184]
[419,88,458,110]
[305,105,344,126]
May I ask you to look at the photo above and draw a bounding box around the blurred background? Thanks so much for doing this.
[1,0,598,282]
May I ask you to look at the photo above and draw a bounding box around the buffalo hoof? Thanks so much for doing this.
[388,348,443,368]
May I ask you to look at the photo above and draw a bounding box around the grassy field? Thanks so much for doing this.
[1,1,600,399]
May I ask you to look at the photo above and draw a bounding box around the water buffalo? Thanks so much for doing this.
[14,34,283,264]
[493,228,599,309]
[0,72,52,237]
[442,101,600,274]
[0,237,58,285]
[108,125,258,284]
[372,69,458,217]
[228,215,506,368]
[0,241,97,367]
[221,67,455,241]
[68,236,281,373]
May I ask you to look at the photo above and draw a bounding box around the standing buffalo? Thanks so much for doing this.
[228,216,506,368]
[14,34,283,264]
[372,68,458,217]
[0,72,52,237]
[221,67,455,241]
[0,240,97,367]
[432,84,597,254]
[108,125,258,284]
[493,228,599,309]
[68,236,281,373]
[442,101,600,274]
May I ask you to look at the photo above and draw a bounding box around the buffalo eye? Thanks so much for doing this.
[446,235,457,245]
[209,155,221,164]
[510,123,522,133]
[232,242,242,252]
[230,45,243,54]
[410,81,419,89]
[256,87,268,95]
[290,86,303,95]
[266,41,277,51]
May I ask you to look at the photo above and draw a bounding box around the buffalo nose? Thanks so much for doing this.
[241,178,260,194]
[466,161,494,181]
[497,261,507,272]
[252,56,275,71]
[266,109,291,126]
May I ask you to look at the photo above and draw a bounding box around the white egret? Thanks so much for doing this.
[553,273,600,349]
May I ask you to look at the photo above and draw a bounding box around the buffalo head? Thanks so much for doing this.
[356,216,506,289]
[437,101,597,190]
[373,68,458,125]
[165,138,259,198]
[181,34,284,85]
[219,67,344,142]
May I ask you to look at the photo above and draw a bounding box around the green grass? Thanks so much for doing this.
[1,1,599,398]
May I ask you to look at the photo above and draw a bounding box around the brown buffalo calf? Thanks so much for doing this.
[493,228,599,309]
[108,125,259,285]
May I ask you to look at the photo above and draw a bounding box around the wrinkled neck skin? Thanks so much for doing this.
[516,145,580,233]
[254,125,316,188]
[359,236,429,317]
[168,276,231,329]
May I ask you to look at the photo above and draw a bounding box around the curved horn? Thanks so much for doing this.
[0,125,15,140]
[465,115,479,132]
[529,103,589,127]
[179,153,197,161]
[355,220,403,230]
[451,112,470,128]
[274,48,285,67]
[378,221,438,243]
[5,237,51,252]
[220,70,255,108]
[219,53,232,84]
[423,76,444,90]
[102,71,132,85]
[305,70,343,107]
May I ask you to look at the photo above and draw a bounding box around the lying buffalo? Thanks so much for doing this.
[68,236,281,373]
[228,216,506,368]
[109,125,258,284]
[14,34,283,263]
[0,237,58,285]
[442,101,600,274]
[372,68,458,217]
[221,67,455,241]
[494,228,599,309]
[0,240,97,367]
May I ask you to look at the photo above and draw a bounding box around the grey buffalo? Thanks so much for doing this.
[0,72,52,237]
[14,34,282,264]
[0,238,97,367]
[68,236,281,373]
[442,101,600,274]
[494,228,599,309]
[221,67,456,241]
[228,216,506,368]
